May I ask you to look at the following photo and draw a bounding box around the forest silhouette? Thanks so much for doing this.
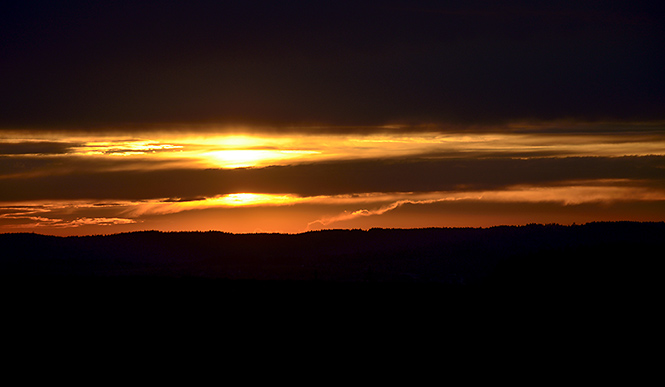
[2,220,662,340]
[2,222,660,289]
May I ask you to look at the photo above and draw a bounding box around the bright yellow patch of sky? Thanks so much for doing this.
[9,129,663,170]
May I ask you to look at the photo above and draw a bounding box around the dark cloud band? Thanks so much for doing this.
[2,1,663,128]
[1,155,663,201]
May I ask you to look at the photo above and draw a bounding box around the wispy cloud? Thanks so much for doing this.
[0,141,76,155]
[0,202,137,230]
[307,197,474,229]
[306,183,665,228]
[1,215,136,229]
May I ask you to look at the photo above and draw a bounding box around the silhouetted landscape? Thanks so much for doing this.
[3,222,661,294]
[3,220,662,353]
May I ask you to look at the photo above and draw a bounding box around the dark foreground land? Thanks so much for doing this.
[1,222,662,357]
[2,221,662,295]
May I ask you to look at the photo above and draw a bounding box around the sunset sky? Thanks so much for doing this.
[2,0,664,235]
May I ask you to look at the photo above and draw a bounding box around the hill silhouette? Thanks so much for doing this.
[2,222,661,288]
[2,221,661,349]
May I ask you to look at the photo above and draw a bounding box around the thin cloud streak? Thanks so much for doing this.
[0,200,137,230]
[1,214,136,230]
[307,197,466,229]
[305,184,665,228]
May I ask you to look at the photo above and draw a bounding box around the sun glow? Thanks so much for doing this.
[214,193,297,206]
[5,127,665,171]
[204,149,320,168]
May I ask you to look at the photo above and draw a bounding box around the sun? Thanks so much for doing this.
[214,193,297,206]
[204,150,273,168]
[203,149,320,168]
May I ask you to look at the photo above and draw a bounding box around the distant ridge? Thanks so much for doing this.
[2,221,662,285]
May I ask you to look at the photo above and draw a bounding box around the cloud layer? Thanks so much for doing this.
[2,1,663,128]
[2,155,663,202]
